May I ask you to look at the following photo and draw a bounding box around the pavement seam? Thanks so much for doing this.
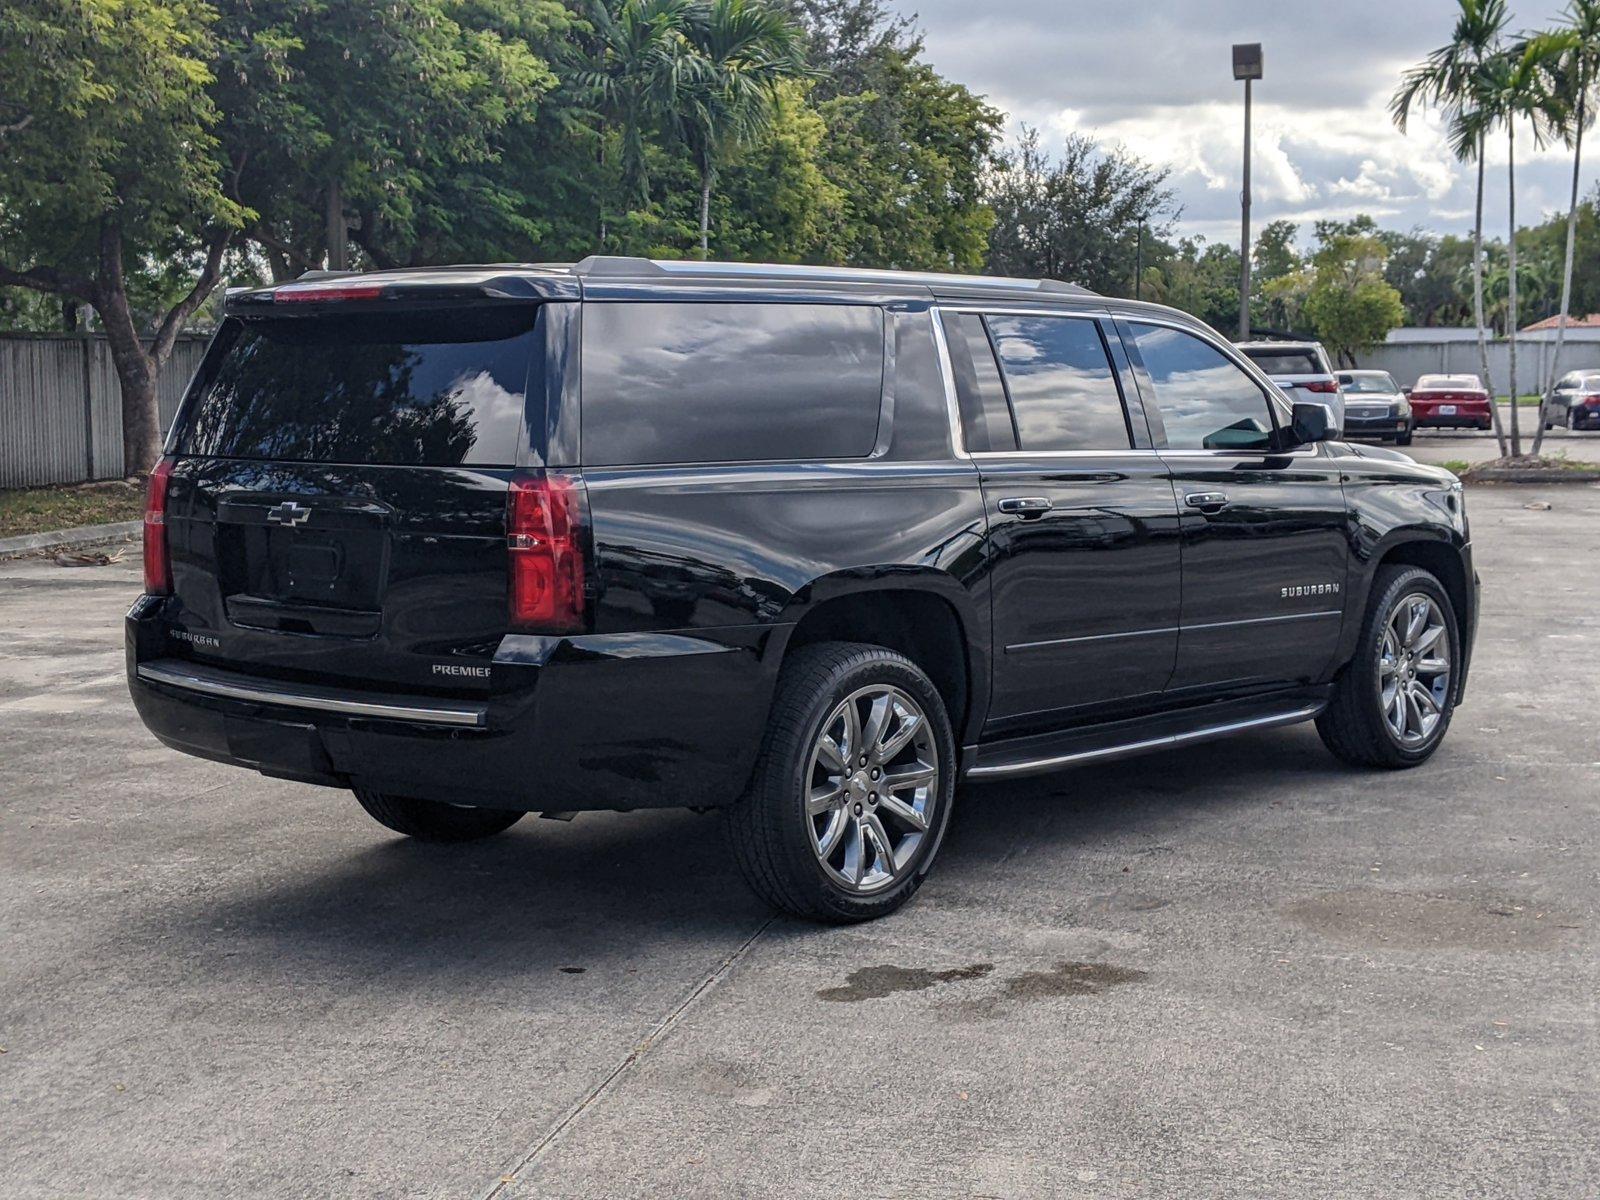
[475,916,776,1200]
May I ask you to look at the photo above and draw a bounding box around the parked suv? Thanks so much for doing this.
[129,259,1479,922]
[1237,339,1345,433]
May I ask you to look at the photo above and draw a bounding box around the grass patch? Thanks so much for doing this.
[1440,460,1472,476]
[0,481,144,539]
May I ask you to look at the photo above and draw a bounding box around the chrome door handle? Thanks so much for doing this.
[1184,491,1230,513]
[997,496,1053,517]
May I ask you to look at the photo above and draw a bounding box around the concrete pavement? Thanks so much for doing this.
[2,486,1597,1198]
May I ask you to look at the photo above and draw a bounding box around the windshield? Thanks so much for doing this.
[180,309,541,466]
[1339,374,1398,394]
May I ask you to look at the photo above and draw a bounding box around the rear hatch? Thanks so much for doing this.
[160,303,548,694]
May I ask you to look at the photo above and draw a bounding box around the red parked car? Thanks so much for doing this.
[1407,374,1494,431]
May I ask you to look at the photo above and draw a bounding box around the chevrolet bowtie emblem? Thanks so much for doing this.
[266,501,312,528]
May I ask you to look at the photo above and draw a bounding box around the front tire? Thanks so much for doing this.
[726,642,956,923]
[1396,426,1414,446]
[353,789,524,842]
[1317,565,1459,769]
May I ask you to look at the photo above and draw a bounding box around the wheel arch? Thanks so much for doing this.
[774,574,988,746]
[1336,531,1473,701]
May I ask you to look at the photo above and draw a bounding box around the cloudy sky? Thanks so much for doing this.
[885,0,1585,248]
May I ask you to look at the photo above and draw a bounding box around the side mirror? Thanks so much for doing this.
[1285,401,1334,447]
[1402,387,1413,396]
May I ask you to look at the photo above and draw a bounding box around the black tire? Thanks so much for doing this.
[726,641,957,923]
[1316,565,1460,769]
[1570,408,1582,431]
[1395,427,1414,446]
[353,788,524,842]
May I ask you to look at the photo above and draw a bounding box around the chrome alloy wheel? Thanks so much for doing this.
[806,684,940,895]
[1378,592,1452,747]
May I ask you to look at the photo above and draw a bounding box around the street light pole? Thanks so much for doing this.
[1135,217,1145,302]
[1233,43,1263,342]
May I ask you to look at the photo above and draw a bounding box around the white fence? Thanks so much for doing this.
[1355,337,1600,396]
[0,334,209,488]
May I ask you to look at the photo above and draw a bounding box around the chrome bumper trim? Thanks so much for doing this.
[136,660,487,729]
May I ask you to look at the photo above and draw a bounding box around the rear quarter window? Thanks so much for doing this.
[1242,349,1323,376]
[580,302,884,466]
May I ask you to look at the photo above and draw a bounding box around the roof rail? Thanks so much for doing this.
[567,255,1095,295]
[571,255,667,277]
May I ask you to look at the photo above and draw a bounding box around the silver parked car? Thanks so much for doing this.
[1237,339,1345,432]
[1337,370,1414,445]
[1543,370,1600,432]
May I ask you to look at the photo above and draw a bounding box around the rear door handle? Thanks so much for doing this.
[1184,492,1230,513]
[997,496,1053,517]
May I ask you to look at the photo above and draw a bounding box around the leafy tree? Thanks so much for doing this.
[1253,220,1301,285]
[0,0,246,474]
[984,127,1175,293]
[1141,239,1242,335]
[1301,235,1408,364]
[812,50,1000,270]
[676,0,810,256]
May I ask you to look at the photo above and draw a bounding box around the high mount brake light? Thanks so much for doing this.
[506,473,587,633]
[143,457,176,596]
[1303,380,1340,394]
[273,283,385,303]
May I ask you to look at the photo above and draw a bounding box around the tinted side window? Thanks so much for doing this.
[941,312,1017,453]
[582,302,883,466]
[986,316,1131,452]
[1129,323,1277,451]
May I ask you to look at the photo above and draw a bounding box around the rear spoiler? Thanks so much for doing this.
[225,270,580,314]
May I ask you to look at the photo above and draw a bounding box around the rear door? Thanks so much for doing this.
[1121,320,1350,696]
[162,304,554,692]
[941,308,1182,735]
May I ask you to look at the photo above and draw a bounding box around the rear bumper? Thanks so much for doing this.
[1413,403,1492,427]
[127,597,784,812]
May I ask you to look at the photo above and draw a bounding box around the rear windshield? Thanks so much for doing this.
[1416,375,1482,391]
[1242,348,1323,376]
[179,308,541,466]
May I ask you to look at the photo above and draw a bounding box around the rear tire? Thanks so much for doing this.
[726,642,956,923]
[353,789,524,842]
[1317,565,1459,770]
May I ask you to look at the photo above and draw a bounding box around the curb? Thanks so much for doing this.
[0,520,141,559]
[1460,470,1600,485]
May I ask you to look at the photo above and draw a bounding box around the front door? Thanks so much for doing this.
[1119,319,1350,696]
[941,309,1183,736]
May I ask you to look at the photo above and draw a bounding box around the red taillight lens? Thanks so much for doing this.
[143,456,176,596]
[1304,380,1340,394]
[1583,395,1600,409]
[273,282,385,303]
[506,472,586,633]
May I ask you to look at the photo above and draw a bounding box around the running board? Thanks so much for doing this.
[966,688,1330,781]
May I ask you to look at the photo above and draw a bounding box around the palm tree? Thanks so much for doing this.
[677,0,809,257]
[1532,2,1600,456]
[574,0,695,212]
[1461,39,1564,457]
[1392,0,1512,456]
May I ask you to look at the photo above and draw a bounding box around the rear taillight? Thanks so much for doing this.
[142,457,176,596]
[1303,380,1340,394]
[506,472,586,633]
[1583,394,1600,409]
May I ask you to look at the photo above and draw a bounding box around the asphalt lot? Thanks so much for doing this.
[1380,405,1600,468]
[3,485,1597,1199]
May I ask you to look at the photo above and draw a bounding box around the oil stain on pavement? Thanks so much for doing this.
[817,963,995,1002]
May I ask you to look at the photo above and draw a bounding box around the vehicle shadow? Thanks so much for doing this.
[156,723,1358,974]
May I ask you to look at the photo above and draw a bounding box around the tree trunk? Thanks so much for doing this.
[1472,137,1509,457]
[326,177,347,270]
[699,165,714,259]
[1533,86,1584,457]
[98,289,160,477]
[1507,125,1521,458]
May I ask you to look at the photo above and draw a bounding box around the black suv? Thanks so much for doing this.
[129,258,1479,922]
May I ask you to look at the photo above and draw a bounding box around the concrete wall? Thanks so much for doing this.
[0,334,209,488]
[1356,337,1600,395]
